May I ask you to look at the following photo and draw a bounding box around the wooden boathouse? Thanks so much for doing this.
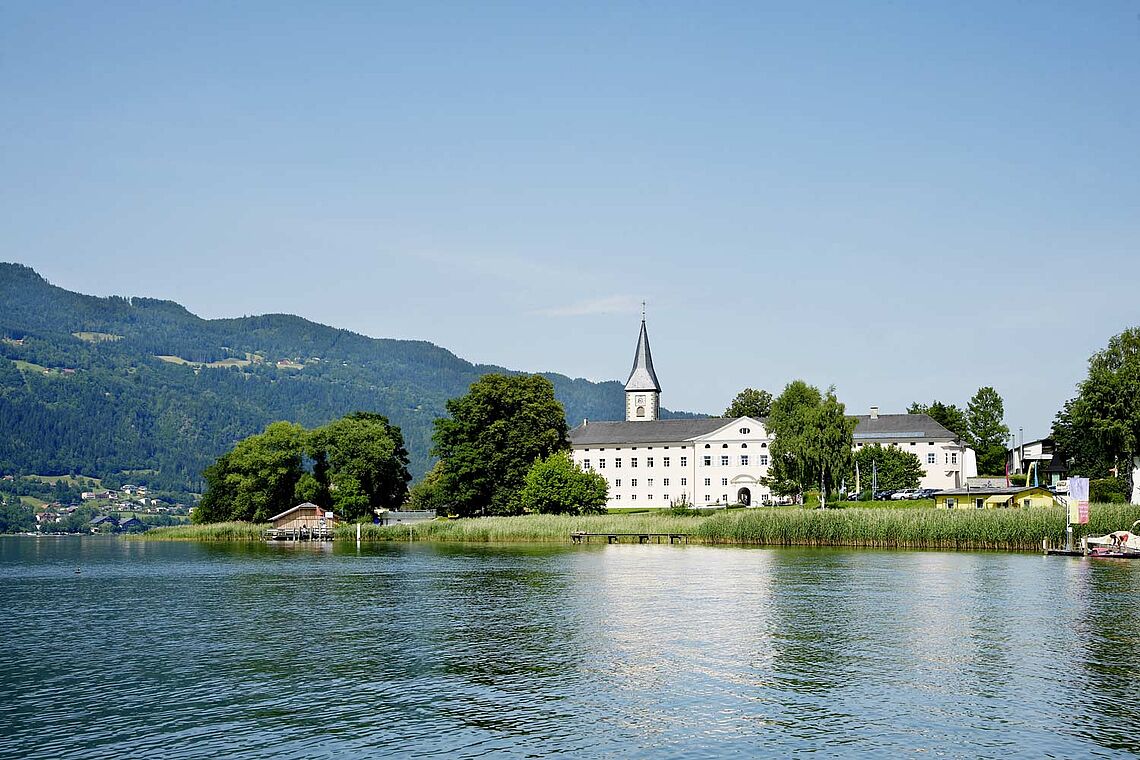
[266,502,337,541]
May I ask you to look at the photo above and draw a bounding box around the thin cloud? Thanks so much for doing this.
[537,295,644,317]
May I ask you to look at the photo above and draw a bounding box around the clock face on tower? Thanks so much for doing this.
[636,395,645,404]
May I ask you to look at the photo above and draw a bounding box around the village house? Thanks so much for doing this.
[934,486,1056,510]
[569,320,978,509]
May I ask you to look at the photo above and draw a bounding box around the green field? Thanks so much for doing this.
[24,474,102,488]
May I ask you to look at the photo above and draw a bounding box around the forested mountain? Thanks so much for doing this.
[0,263,699,492]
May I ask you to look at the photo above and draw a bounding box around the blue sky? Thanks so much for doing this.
[3,1,1138,440]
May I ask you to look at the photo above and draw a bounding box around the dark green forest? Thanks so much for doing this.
[0,263,698,494]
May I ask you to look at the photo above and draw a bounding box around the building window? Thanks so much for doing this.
[740,427,750,434]
[647,494,653,501]
[952,453,958,464]
[598,459,606,469]
[927,453,936,465]
[722,494,728,503]
[630,458,638,468]
[680,457,688,467]
[975,498,984,509]
[631,494,637,501]
[663,478,670,486]
[761,442,767,448]
[615,479,621,487]
[704,478,711,487]
[722,444,729,448]
[631,479,637,487]
[721,478,728,487]
[740,455,749,466]
[583,459,591,470]
[648,478,654,486]
[646,457,654,467]
[703,456,712,466]
[720,456,729,466]
[663,494,669,501]
[946,498,956,509]
[614,494,621,500]
[705,444,711,449]
[636,406,645,417]
[741,443,748,449]
[615,458,622,468]
[663,457,670,467]
[760,455,769,466]
[681,477,688,486]
[705,495,711,502]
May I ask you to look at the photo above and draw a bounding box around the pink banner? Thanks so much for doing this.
[1069,477,1090,525]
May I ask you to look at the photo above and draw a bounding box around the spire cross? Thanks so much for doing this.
[641,301,646,320]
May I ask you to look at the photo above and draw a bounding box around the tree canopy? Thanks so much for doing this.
[518,452,608,515]
[431,373,570,517]
[724,388,773,419]
[849,443,923,492]
[767,381,855,505]
[966,387,1009,474]
[195,413,411,523]
[908,400,969,440]
[1052,327,1140,496]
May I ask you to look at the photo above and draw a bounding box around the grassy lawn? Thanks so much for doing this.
[13,359,50,373]
[24,474,102,487]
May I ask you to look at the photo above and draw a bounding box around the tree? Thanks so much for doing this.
[195,413,412,523]
[195,421,307,523]
[519,452,608,515]
[408,461,448,512]
[308,412,411,520]
[849,444,923,492]
[432,374,570,517]
[767,381,855,506]
[908,400,969,440]
[1053,327,1140,498]
[0,497,35,533]
[966,387,1010,474]
[724,388,773,419]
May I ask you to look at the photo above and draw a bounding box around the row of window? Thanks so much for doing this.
[611,494,731,503]
[610,478,687,488]
[583,455,768,469]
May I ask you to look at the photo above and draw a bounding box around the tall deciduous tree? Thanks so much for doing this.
[767,381,855,506]
[195,421,307,523]
[1053,327,1140,499]
[432,374,570,517]
[908,400,969,440]
[966,387,1009,474]
[519,452,608,515]
[308,412,411,520]
[724,388,773,419]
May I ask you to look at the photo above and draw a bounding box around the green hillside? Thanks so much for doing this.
[0,263,699,493]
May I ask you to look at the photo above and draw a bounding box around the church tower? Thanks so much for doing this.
[625,319,661,421]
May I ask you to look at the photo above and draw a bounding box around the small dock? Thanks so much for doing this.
[265,526,334,541]
[571,531,689,544]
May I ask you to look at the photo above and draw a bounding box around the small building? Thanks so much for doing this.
[266,502,337,540]
[89,515,119,532]
[935,486,1056,510]
[1007,438,1054,477]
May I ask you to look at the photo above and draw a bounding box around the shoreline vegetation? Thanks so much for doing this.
[139,504,1140,552]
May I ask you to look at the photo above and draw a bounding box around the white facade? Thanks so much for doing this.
[573,417,774,508]
[852,435,975,491]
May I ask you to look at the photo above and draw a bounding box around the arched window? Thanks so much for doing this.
[704,444,711,448]
[741,443,748,448]
[740,427,750,434]
[722,443,729,448]
[636,406,645,418]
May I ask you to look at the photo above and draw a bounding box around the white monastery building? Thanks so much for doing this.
[569,320,977,509]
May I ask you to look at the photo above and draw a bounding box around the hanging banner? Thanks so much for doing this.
[1068,477,1090,524]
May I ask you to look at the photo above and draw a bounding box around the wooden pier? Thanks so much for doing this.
[571,531,689,545]
[265,526,334,542]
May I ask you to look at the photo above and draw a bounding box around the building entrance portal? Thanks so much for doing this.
[737,487,751,507]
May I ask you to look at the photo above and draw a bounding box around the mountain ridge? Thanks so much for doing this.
[0,262,702,491]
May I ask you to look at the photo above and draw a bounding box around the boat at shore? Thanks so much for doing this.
[1085,520,1140,556]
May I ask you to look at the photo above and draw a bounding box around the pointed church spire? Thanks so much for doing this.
[625,319,661,392]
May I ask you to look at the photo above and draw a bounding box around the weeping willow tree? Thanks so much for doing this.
[767,381,855,507]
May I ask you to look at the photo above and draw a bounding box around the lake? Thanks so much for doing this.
[1,537,1137,758]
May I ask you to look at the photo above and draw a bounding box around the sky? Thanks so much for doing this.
[3,1,1138,441]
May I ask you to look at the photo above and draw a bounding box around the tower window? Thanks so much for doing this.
[636,406,645,417]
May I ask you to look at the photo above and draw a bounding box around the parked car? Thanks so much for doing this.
[914,488,939,499]
[891,489,920,500]
[873,490,895,501]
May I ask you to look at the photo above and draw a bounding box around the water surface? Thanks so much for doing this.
[1,537,1137,758]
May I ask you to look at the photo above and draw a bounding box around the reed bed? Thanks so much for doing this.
[138,521,269,541]
[340,504,1140,551]
[139,504,1140,552]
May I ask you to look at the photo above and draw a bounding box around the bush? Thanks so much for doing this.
[1091,477,1129,504]
[1009,473,1027,486]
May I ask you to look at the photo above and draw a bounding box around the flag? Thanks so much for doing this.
[855,461,861,494]
[1069,477,1090,524]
